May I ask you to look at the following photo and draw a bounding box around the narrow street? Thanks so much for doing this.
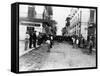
[19,5,97,72]
[41,42,96,70]
[19,41,96,71]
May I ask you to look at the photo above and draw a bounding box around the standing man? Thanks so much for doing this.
[24,31,29,50]
[72,37,75,48]
[32,31,37,48]
[76,38,79,48]
[88,39,93,54]
[50,35,53,48]
[46,35,51,52]
[29,29,33,48]
[37,32,42,46]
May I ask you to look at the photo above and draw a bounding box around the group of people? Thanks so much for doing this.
[24,30,37,50]
[71,36,94,54]
[24,28,54,52]
[72,37,79,48]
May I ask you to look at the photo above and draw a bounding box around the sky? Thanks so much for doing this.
[52,7,71,35]
[19,5,71,35]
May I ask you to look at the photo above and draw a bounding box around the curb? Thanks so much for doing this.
[19,46,40,57]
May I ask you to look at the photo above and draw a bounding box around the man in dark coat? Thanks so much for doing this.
[29,30,33,48]
[29,27,37,49]
[31,31,37,48]
[37,32,42,46]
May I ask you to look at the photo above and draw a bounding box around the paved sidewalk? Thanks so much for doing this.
[19,43,49,71]
[19,40,39,56]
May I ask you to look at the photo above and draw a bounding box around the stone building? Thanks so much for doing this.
[19,5,43,40]
[68,8,96,41]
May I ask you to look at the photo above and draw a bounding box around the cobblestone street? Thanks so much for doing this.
[41,42,96,70]
[19,42,96,71]
[19,44,49,71]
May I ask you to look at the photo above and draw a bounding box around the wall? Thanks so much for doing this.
[19,24,27,40]
[69,8,91,40]
[80,9,90,40]
[19,23,42,40]
[69,9,81,36]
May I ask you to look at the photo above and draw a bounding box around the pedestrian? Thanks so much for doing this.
[80,37,84,48]
[24,32,29,50]
[32,31,37,48]
[72,37,75,48]
[42,33,46,44]
[76,38,79,48]
[50,35,53,48]
[88,39,93,54]
[46,35,51,52]
[37,32,42,46]
[29,30,33,48]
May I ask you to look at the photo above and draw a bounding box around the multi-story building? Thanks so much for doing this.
[19,5,57,40]
[69,8,81,37]
[62,8,79,36]
[28,6,36,18]
[69,8,96,40]
[88,9,96,38]
[88,9,96,48]
[43,6,53,20]
[19,5,43,40]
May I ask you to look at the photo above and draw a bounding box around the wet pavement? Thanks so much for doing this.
[19,41,96,71]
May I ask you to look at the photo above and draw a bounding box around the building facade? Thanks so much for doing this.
[28,6,36,19]
[68,8,96,41]
[19,5,43,40]
[69,8,81,37]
